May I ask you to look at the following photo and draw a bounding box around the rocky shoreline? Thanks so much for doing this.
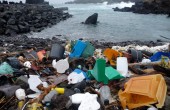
[113,0,170,16]
[0,34,168,53]
[0,3,72,36]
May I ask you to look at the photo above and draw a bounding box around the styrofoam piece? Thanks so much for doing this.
[117,57,128,77]
[142,59,151,63]
[52,58,69,73]
[28,75,48,93]
[78,92,100,110]
[70,93,85,104]
[15,89,26,100]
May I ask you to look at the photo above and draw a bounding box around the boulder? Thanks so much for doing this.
[84,13,98,25]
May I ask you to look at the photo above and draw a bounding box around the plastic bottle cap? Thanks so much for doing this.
[104,99,109,105]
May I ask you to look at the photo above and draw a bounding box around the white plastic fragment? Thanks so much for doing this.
[24,61,31,68]
[70,93,85,104]
[147,106,158,110]
[67,72,85,84]
[117,57,128,77]
[141,58,151,63]
[52,58,69,74]
[15,89,26,100]
[78,92,100,110]
[28,75,48,93]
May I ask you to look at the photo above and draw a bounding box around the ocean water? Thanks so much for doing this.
[27,2,170,42]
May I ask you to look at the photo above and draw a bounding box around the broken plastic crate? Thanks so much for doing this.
[88,59,124,84]
[69,40,87,58]
[118,74,167,109]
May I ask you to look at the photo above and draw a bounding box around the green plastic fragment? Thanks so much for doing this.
[0,62,14,75]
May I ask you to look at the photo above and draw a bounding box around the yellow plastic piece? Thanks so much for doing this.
[119,74,167,109]
[103,48,122,66]
[52,88,65,94]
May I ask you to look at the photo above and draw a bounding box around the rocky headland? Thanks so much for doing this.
[66,0,142,4]
[0,2,72,36]
[113,0,170,15]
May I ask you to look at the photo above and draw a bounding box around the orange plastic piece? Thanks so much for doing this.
[103,48,122,66]
[37,50,46,62]
[119,74,167,109]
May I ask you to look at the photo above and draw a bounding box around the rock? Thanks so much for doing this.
[7,18,16,25]
[26,0,44,4]
[18,24,30,33]
[84,13,98,25]
[0,18,6,26]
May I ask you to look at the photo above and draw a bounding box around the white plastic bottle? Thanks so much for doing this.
[99,85,111,105]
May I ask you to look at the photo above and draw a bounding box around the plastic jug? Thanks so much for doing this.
[119,74,167,109]
[50,43,65,60]
[69,40,87,58]
[99,85,111,105]
[116,57,128,77]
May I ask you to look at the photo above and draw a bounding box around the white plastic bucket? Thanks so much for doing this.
[116,57,128,77]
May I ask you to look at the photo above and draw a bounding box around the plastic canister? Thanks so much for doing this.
[37,50,47,62]
[128,49,142,62]
[49,43,65,60]
[99,85,111,105]
[116,57,128,77]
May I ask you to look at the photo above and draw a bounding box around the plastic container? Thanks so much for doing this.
[88,59,108,84]
[119,74,167,109]
[50,43,65,60]
[128,49,142,62]
[105,66,124,80]
[99,85,111,105]
[69,40,87,58]
[116,57,128,77]
[81,41,95,58]
[37,50,47,62]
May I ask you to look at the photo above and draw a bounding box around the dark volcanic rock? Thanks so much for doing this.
[84,13,98,25]
[0,4,72,35]
[26,0,44,4]
[114,0,170,15]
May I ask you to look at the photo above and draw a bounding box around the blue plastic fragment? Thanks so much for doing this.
[150,52,170,62]
[74,69,88,79]
[69,40,87,58]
